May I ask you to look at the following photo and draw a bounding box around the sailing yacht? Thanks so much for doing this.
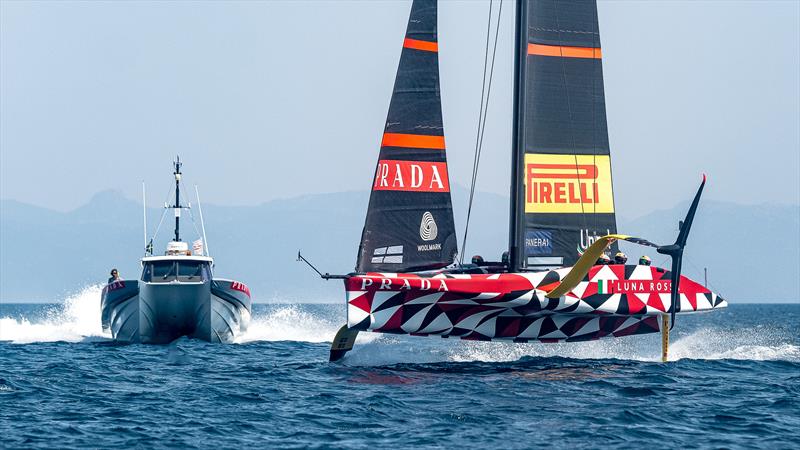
[100,158,251,343]
[326,0,726,361]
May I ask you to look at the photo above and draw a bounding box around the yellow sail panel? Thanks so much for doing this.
[524,154,614,214]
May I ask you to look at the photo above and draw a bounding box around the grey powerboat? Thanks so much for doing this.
[101,158,251,343]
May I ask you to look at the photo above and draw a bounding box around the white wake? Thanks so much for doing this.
[0,285,110,344]
[3,295,796,366]
[236,305,341,343]
[668,327,800,361]
[342,327,800,365]
[236,304,379,345]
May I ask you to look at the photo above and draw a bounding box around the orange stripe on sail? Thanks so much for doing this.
[528,43,602,59]
[403,38,438,52]
[381,133,445,150]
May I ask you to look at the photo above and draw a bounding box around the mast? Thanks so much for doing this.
[508,0,526,272]
[173,156,182,242]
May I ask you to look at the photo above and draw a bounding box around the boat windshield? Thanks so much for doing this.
[142,261,210,283]
[177,261,210,282]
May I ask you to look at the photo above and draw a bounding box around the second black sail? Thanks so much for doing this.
[511,0,619,271]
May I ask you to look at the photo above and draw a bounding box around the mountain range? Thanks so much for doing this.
[1,189,797,303]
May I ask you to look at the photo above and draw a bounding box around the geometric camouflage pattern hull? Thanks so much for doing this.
[345,264,727,342]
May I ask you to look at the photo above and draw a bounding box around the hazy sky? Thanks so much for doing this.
[2,0,798,217]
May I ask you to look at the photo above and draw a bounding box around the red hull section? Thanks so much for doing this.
[345,265,726,342]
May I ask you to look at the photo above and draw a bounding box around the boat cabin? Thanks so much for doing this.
[141,241,213,283]
[141,259,210,283]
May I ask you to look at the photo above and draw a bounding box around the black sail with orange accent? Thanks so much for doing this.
[510,0,618,271]
[356,0,457,273]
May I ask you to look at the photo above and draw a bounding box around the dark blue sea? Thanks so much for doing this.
[1,286,798,449]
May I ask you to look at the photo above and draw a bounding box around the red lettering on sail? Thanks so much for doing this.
[554,182,566,203]
[528,163,598,180]
[569,183,580,203]
[373,160,450,192]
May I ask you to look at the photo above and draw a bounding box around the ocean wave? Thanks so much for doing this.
[3,295,797,366]
[669,327,800,362]
[342,326,800,365]
[0,293,352,346]
[236,304,341,343]
[0,285,110,344]
[236,304,382,345]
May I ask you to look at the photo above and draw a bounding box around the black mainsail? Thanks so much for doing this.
[356,0,457,273]
[510,0,618,271]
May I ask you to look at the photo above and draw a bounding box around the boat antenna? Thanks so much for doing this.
[142,181,148,255]
[173,155,182,242]
[195,185,209,257]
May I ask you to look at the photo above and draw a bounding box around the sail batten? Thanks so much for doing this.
[512,0,618,270]
[356,0,457,274]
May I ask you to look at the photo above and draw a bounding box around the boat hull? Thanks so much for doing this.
[344,264,726,342]
[101,279,251,344]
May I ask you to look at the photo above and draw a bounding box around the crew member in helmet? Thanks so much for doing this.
[613,252,628,265]
[501,251,509,267]
[471,255,485,266]
[639,255,652,266]
[108,268,121,284]
[596,253,611,265]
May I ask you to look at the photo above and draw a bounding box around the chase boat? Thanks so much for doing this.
[101,158,251,343]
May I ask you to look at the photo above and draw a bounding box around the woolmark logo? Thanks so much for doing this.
[419,211,438,241]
